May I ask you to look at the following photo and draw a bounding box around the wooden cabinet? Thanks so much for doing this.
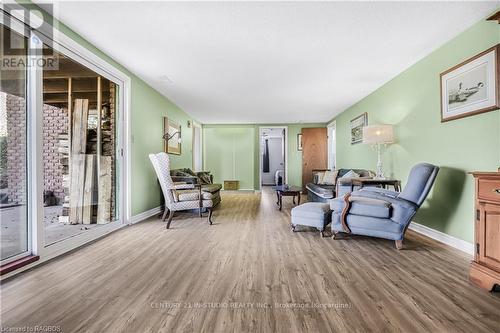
[470,172,500,291]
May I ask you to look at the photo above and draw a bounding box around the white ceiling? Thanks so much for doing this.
[41,1,497,124]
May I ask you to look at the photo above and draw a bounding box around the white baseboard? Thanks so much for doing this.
[130,206,162,224]
[408,222,474,256]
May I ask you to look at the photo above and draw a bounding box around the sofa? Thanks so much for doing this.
[306,168,375,202]
[168,168,223,212]
[171,168,215,185]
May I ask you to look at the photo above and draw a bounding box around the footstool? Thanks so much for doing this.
[291,202,332,237]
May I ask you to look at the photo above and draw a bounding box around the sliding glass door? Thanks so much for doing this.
[0,24,30,262]
[1,7,126,266]
[41,45,119,246]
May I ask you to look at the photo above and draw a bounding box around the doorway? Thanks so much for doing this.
[259,127,287,188]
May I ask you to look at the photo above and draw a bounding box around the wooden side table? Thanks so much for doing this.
[350,178,401,192]
[275,185,302,211]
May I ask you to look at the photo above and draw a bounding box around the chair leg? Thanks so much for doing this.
[332,232,344,240]
[161,208,169,222]
[320,230,327,237]
[166,210,174,229]
[207,208,213,225]
[395,240,403,250]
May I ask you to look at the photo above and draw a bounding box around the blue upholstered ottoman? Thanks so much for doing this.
[291,202,332,237]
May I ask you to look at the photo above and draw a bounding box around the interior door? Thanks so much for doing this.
[301,128,327,193]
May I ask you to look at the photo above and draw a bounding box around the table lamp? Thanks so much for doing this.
[362,124,394,179]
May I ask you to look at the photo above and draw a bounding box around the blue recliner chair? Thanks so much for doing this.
[330,163,439,249]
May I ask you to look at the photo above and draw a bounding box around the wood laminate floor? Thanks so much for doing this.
[1,189,499,332]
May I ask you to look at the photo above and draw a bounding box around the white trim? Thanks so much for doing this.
[28,32,44,258]
[0,13,32,265]
[258,126,288,190]
[192,121,203,172]
[202,125,206,172]
[130,206,162,224]
[408,222,474,255]
[327,120,336,171]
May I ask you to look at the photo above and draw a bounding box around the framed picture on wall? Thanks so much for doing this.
[297,133,303,151]
[163,117,182,155]
[350,112,368,144]
[440,45,500,122]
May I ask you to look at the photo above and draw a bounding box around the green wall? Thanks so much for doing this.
[203,125,256,190]
[131,80,194,214]
[203,123,325,190]
[25,1,196,216]
[331,16,500,243]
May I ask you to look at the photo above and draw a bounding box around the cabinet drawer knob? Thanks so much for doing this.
[493,188,500,194]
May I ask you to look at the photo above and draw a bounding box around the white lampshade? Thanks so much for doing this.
[362,125,394,144]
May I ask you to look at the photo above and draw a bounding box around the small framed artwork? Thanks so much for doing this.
[297,133,303,151]
[440,45,499,122]
[350,112,368,144]
[163,117,182,155]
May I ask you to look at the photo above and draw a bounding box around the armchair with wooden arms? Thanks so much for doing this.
[330,163,439,249]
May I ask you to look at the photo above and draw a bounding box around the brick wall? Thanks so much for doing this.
[42,104,68,202]
[5,94,67,204]
[5,94,27,204]
[4,88,116,214]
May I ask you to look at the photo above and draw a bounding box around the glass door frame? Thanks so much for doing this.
[0,13,32,265]
[0,6,132,266]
